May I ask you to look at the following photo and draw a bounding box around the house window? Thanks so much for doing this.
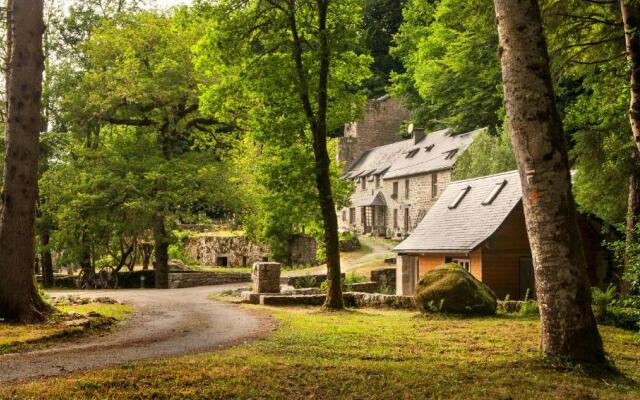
[361,177,367,190]
[392,181,399,198]
[482,179,507,205]
[405,179,410,200]
[406,148,419,158]
[349,208,356,224]
[431,173,438,199]
[444,149,459,160]
[342,210,347,221]
[393,209,398,229]
[376,207,385,226]
[452,258,471,272]
[404,208,410,231]
[448,186,470,209]
[375,174,381,188]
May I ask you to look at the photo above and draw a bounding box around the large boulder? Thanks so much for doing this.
[414,263,497,315]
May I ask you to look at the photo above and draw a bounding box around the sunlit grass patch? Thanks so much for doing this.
[3,306,640,399]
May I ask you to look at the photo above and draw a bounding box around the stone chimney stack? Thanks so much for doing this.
[412,127,425,144]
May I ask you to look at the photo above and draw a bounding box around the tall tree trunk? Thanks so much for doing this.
[621,0,640,154]
[494,0,605,363]
[0,0,50,323]
[153,213,169,289]
[39,223,54,288]
[621,0,640,294]
[623,147,640,294]
[287,0,343,309]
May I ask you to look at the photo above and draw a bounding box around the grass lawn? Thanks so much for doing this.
[3,307,640,399]
[0,303,132,355]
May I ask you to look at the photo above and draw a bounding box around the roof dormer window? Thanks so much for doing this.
[444,149,459,160]
[482,180,507,205]
[406,149,419,159]
[449,186,470,209]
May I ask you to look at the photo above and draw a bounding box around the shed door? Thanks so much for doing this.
[519,257,535,300]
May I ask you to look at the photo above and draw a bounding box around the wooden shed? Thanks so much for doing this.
[394,170,610,300]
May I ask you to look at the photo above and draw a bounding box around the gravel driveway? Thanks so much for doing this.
[0,284,273,383]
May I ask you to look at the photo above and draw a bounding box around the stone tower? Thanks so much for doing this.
[337,95,411,170]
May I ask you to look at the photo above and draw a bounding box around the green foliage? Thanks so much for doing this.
[607,225,640,292]
[360,0,406,97]
[295,275,321,289]
[452,126,517,180]
[344,272,367,285]
[391,0,502,132]
[518,289,540,317]
[167,230,197,265]
[592,285,617,322]
[195,0,369,261]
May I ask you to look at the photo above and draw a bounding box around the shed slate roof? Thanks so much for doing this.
[346,128,482,180]
[394,170,522,254]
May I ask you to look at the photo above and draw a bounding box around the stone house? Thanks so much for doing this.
[338,127,481,239]
[394,170,610,299]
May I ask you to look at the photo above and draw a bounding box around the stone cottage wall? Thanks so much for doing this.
[288,234,318,265]
[338,169,451,239]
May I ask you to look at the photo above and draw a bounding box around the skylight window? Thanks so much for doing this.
[425,144,435,152]
[444,149,459,160]
[482,180,507,205]
[448,186,470,209]
[406,149,419,159]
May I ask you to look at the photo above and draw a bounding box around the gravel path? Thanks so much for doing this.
[0,284,273,383]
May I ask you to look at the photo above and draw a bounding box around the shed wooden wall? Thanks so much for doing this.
[414,203,609,301]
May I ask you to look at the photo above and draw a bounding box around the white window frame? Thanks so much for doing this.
[452,258,471,272]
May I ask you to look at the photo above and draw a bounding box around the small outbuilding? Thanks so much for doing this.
[394,170,610,300]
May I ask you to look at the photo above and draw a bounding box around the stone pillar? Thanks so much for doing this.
[396,255,418,296]
[252,262,281,293]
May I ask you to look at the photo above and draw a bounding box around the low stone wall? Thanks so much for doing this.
[344,292,416,309]
[245,291,416,309]
[287,273,345,288]
[168,271,251,289]
[345,282,379,293]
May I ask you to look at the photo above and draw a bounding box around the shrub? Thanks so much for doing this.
[414,263,497,315]
[344,272,367,285]
[592,285,616,322]
[294,274,319,289]
[605,307,640,331]
[518,288,539,317]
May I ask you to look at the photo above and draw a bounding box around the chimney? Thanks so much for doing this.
[412,127,425,144]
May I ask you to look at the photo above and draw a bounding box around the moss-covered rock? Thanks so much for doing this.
[414,263,497,315]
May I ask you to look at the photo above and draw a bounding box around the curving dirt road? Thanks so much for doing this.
[0,284,273,383]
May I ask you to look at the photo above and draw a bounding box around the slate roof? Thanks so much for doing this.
[365,191,387,206]
[346,128,482,181]
[394,170,522,254]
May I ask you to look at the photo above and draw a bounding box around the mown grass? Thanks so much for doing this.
[0,303,132,355]
[3,307,640,399]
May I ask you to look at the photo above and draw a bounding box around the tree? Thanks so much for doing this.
[197,0,370,308]
[0,0,51,323]
[452,125,516,180]
[391,0,503,132]
[360,0,406,97]
[494,0,605,362]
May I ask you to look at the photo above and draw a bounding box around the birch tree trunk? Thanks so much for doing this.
[494,0,605,363]
[0,0,51,323]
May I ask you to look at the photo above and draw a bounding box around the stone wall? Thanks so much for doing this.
[287,234,318,265]
[184,235,269,267]
[338,169,452,239]
[184,234,318,267]
[168,271,251,289]
[371,268,396,287]
[338,96,410,169]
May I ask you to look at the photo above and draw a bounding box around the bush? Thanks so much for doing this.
[592,285,616,322]
[414,263,497,315]
[518,288,539,317]
[344,272,367,285]
[605,307,640,331]
[294,274,319,289]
